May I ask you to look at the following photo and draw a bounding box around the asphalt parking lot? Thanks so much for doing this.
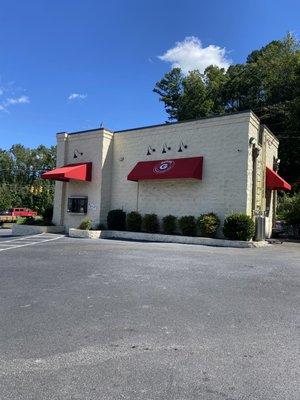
[0,231,299,400]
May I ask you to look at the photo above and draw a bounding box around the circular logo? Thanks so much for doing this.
[153,160,175,174]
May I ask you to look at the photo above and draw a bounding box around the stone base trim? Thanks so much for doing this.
[69,228,269,248]
[12,225,65,236]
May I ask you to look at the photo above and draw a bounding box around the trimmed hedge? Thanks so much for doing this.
[162,215,177,235]
[16,217,54,226]
[78,219,92,230]
[105,210,255,241]
[178,215,197,236]
[142,213,159,233]
[197,213,220,237]
[126,211,142,232]
[42,205,53,223]
[107,209,126,230]
[223,213,255,241]
[97,223,106,230]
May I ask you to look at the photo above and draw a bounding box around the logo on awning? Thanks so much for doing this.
[153,160,175,174]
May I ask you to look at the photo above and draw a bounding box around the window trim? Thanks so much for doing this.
[67,196,88,214]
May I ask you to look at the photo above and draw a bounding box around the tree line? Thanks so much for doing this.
[153,34,300,185]
[0,144,56,214]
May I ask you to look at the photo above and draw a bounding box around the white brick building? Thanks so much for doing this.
[42,111,291,238]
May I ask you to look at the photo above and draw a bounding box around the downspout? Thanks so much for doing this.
[60,133,69,226]
[136,181,140,212]
[251,145,260,215]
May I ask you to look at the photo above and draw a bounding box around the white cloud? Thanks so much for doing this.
[0,78,30,113]
[6,95,30,105]
[0,95,30,112]
[68,93,87,101]
[158,36,231,74]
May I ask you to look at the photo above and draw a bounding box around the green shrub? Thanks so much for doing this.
[223,213,255,241]
[16,217,26,225]
[31,219,54,226]
[142,213,159,233]
[42,205,53,222]
[162,215,177,234]
[96,223,106,230]
[16,216,54,226]
[17,217,36,225]
[26,217,37,225]
[36,220,54,226]
[197,213,220,237]
[107,209,126,230]
[178,216,197,236]
[126,211,142,232]
[277,193,300,225]
[78,219,92,230]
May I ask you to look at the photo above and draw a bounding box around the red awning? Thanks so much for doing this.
[127,157,203,182]
[42,162,92,182]
[266,167,291,191]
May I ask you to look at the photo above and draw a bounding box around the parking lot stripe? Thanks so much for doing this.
[0,233,48,243]
[0,242,32,247]
[0,235,64,252]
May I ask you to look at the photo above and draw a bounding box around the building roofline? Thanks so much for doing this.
[57,127,114,136]
[57,110,262,137]
[114,110,256,133]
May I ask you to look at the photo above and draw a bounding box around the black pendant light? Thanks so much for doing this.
[146,146,156,156]
[178,141,187,152]
[73,149,83,159]
[162,143,171,154]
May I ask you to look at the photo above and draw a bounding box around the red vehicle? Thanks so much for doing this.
[0,208,37,222]
[10,208,37,217]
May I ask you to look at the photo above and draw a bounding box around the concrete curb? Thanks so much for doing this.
[0,222,15,229]
[68,228,270,248]
[12,224,65,236]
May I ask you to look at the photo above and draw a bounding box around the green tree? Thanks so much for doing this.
[153,67,183,121]
[153,33,300,183]
[153,67,226,121]
[0,144,56,214]
[178,70,213,120]
[204,65,228,114]
[0,185,13,211]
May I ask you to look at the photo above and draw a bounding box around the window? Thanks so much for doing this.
[67,196,88,214]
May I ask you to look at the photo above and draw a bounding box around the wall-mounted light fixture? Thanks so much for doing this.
[73,149,83,159]
[146,146,156,156]
[273,157,280,172]
[249,137,256,145]
[162,143,171,154]
[178,141,187,152]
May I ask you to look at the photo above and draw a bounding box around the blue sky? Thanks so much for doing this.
[0,0,299,149]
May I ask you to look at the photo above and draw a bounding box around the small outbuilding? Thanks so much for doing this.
[43,111,291,238]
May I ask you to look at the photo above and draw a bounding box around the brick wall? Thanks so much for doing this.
[111,113,253,225]
[52,111,278,235]
[52,129,113,229]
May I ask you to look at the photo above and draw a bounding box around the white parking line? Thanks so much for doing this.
[0,233,46,243]
[0,234,64,252]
